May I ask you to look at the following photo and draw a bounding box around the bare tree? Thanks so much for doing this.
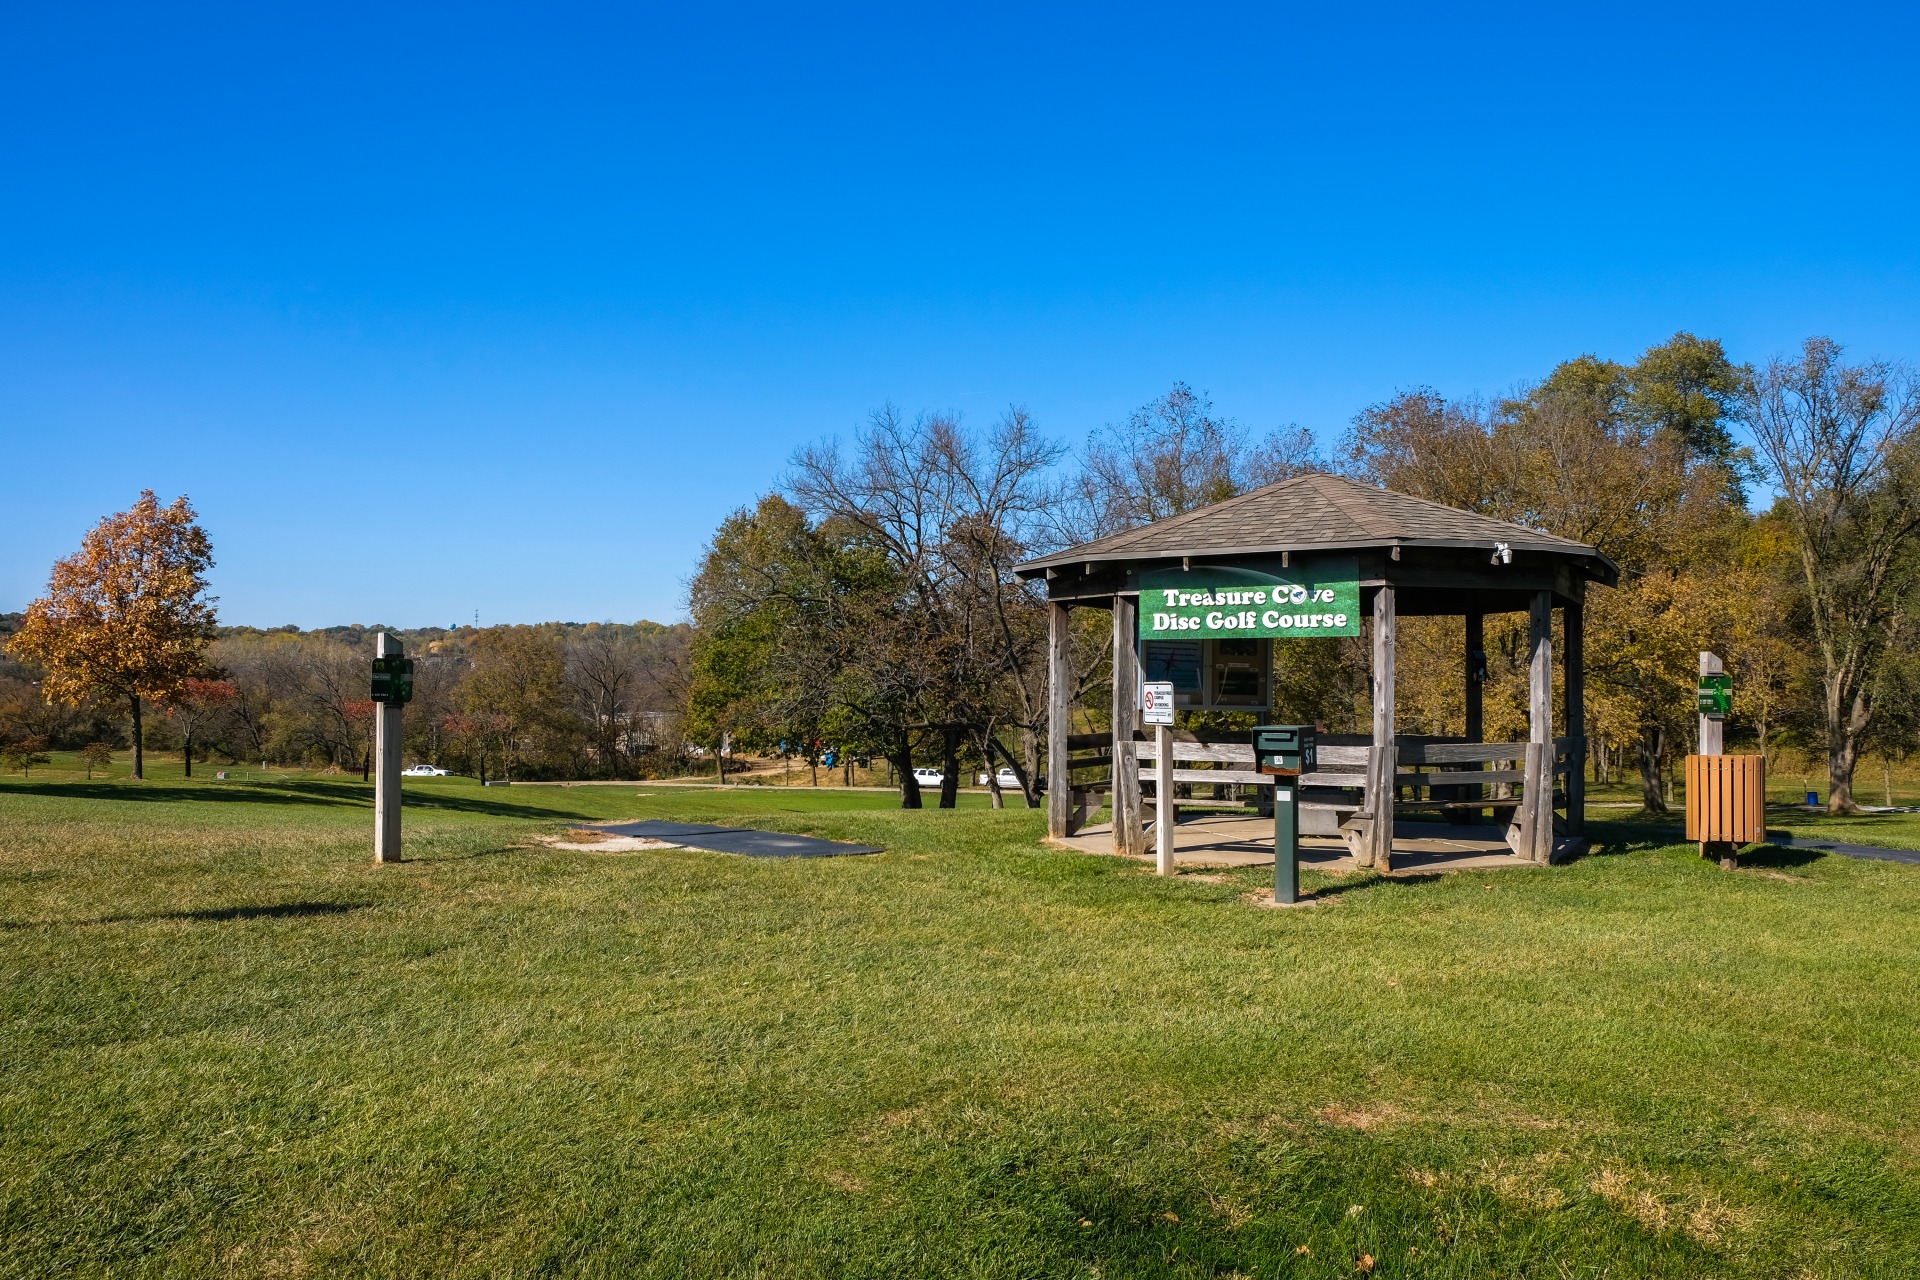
[1063,383,1321,542]
[786,405,1065,807]
[1744,337,1920,811]
[566,626,640,776]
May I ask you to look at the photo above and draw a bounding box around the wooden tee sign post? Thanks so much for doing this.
[370,633,413,863]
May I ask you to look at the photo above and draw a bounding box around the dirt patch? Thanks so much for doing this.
[1318,1101,1408,1131]
[819,1168,868,1193]
[1245,888,1336,909]
[1590,1166,1758,1244]
[533,832,680,854]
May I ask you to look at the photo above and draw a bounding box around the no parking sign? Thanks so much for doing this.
[1143,681,1175,726]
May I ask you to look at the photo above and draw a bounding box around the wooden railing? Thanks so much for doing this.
[1076,731,1578,858]
[1135,734,1577,819]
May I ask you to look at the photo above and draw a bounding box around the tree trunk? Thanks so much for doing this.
[992,736,1040,809]
[892,730,921,809]
[130,695,144,779]
[183,732,193,778]
[1636,724,1666,814]
[1826,683,1869,813]
[1885,755,1895,808]
[361,747,370,782]
[939,729,960,809]
[1020,727,1043,809]
[975,730,1004,809]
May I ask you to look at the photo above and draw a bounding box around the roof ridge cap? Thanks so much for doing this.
[1314,475,1404,537]
[1077,473,1324,553]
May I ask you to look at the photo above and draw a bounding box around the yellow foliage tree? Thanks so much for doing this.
[5,492,218,779]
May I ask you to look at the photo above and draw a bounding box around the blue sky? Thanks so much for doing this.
[4,2,1916,627]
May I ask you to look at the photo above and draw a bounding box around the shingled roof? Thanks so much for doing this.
[1015,473,1616,579]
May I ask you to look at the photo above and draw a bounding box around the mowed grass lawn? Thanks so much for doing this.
[4,768,1920,1278]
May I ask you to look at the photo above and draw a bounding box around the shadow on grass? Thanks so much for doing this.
[1584,813,1687,852]
[4,901,374,929]
[402,794,596,821]
[1736,843,1830,870]
[2,779,370,808]
[0,779,591,821]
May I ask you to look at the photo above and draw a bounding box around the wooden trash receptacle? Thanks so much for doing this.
[1685,754,1766,865]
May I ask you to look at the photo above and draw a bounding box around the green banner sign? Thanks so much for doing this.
[1138,559,1361,639]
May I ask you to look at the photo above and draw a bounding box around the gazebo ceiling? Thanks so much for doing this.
[1015,473,1618,585]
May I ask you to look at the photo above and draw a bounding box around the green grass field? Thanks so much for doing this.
[4,761,1920,1278]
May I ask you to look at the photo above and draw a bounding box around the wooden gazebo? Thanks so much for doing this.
[1014,474,1618,871]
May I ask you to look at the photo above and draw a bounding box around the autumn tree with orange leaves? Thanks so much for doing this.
[6,492,218,779]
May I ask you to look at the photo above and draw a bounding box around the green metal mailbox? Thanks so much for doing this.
[371,656,414,705]
[1251,724,1317,904]
[1252,724,1317,777]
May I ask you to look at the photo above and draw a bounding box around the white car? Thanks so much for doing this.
[976,768,1024,789]
[911,767,948,788]
[402,764,451,777]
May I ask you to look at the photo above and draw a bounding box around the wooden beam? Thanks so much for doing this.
[1397,741,1531,765]
[1566,591,1586,837]
[1369,584,1396,870]
[1047,601,1072,838]
[1526,590,1554,863]
[1111,594,1146,858]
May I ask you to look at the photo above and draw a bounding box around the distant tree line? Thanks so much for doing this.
[3,607,693,781]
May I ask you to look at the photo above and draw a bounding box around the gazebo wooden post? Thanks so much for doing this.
[1463,603,1485,821]
[1111,593,1146,858]
[1047,600,1072,839]
[1368,584,1396,871]
[1464,604,1484,744]
[1525,590,1554,862]
[1565,586,1586,837]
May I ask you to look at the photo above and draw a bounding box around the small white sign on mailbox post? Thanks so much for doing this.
[1143,681,1175,727]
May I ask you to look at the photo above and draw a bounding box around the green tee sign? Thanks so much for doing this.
[1139,559,1361,639]
[1697,673,1732,717]
[371,656,414,705]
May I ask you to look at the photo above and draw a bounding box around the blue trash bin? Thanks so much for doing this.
[1806,790,1819,806]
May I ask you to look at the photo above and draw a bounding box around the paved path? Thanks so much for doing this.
[1766,833,1920,866]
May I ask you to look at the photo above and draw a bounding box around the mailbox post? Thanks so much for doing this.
[370,634,414,863]
[1252,724,1317,905]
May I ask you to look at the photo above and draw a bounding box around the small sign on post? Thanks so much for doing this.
[1697,674,1732,717]
[1697,653,1729,758]
[1143,681,1177,875]
[1142,681,1175,727]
